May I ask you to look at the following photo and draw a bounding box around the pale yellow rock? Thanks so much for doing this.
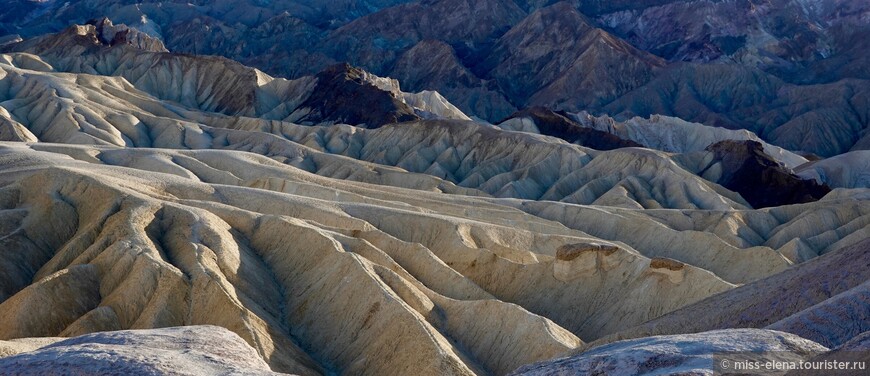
[0,28,867,376]
[0,337,63,358]
[553,242,621,282]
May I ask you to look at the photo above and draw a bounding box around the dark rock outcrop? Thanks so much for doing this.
[502,107,643,150]
[295,63,420,127]
[704,140,831,208]
[85,18,167,53]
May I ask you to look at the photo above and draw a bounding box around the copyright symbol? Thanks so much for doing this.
[721,359,730,369]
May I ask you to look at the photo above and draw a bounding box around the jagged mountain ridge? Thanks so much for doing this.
[500,107,809,169]
[1,1,868,158]
[0,23,835,211]
[1,21,836,208]
[603,63,870,157]
[479,2,665,111]
[0,18,868,375]
[0,7,868,376]
[0,19,471,129]
[568,111,811,169]
[496,107,833,208]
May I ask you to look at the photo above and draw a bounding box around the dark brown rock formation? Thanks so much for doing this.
[502,107,643,150]
[295,63,420,127]
[704,140,831,208]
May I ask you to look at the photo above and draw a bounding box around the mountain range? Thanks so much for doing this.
[2,0,869,157]
[0,1,868,375]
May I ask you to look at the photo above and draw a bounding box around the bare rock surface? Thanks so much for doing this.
[594,239,870,349]
[0,0,868,155]
[0,338,63,358]
[0,326,286,375]
[789,331,870,376]
[767,280,870,349]
[0,15,866,376]
[797,151,870,189]
[511,329,827,376]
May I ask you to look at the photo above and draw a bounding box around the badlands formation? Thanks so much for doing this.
[0,15,867,376]
[3,0,870,156]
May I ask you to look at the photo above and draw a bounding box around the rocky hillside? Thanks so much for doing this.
[0,20,870,375]
[0,326,285,375]
[1,1,868,157]
[513,329,828,376]
[0,6,867,376]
